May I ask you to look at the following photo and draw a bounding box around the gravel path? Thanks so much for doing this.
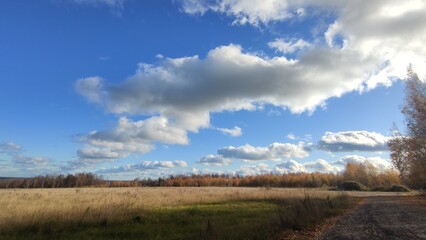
[319,196,426,240]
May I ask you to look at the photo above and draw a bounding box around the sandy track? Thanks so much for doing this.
[319,196,426,240]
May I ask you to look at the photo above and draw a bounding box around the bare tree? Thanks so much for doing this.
[388,66,426,189]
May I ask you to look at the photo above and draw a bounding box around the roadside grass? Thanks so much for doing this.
[0,188,355,239]
[277,193,355,231]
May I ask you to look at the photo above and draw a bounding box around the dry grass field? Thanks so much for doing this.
[0,187,355,239]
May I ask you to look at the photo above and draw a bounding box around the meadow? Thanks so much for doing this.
[0,187,356,239]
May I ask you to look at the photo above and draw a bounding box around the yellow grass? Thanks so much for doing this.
[0,187,344,228]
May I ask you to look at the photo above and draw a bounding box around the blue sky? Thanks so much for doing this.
[1,0,425,179]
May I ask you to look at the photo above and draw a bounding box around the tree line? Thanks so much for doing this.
[0,172,102,189]
[0,163,401,189]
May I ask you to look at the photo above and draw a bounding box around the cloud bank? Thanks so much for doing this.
[275,159,341,174]
[318,131,389,152]
[198,155,232,166]
[97,160,188,174]
[75,0,426,164]
[0,142,50,168]
[217,142,311,161]
[335,155,392,170]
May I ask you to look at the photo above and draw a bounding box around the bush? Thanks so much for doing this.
[387,184,410,192]
[371,185,410,192]
[277,193,353,231]
[341,181,369,191]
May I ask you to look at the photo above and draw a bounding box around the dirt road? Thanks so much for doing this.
[319,196,426,240]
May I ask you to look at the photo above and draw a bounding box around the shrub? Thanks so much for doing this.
[277,193,353,231]
[341,181,368,191]
[387,184,410,192]
[371,185,410,192]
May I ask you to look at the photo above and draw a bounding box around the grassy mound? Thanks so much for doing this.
[387,184,410,192]
[341,181,369,191]
[371,184,410,192]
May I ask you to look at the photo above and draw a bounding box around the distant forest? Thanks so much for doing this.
[0,162,401,189]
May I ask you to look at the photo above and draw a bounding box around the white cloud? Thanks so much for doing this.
[269,38,311,55]
[180,0,296,26]
[76,43,375,162]
[97,160,188,174]
[75,76,104,103]
[275,159,306,173]
[198,154,232,166]
[304,159,341,173]
[77,147,128,160]
[336,155,393,170]
[318,131,389,152]
[236,163,271,176]
[275,159,341,174]
[76,116,190,163]
[0,142,22,153]
[181,0,426,80]
[81,44,388,117]
[0,142,51,168]
[267,108,281,117]
[321,0,426,89]
[218,142,311,161]
[216,126,242,137]
[286,133,297,140]
[180,0,209,15]
[76,0,426,162]
[235,158,341,175]
[13,155,50,166]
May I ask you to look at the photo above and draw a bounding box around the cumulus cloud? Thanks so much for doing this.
[97,160,188,174]
[218,142,311,161]
[198,154,232,166]
[318,131,389,152]
[236,163,271,176]
[75,76,104,103]
[13,155,50,166]
[77,43,372,162]
[335,155,393,170]
[75,116,191,164]
[180,0,426,78]
[216,126,242,137]
[87,44,373,116]
[180,0,297,26]
[321,0,426,89]
[275,159,306,173]
[275,159,341,174]
[77,147,129,160]
[237,159,341,175]
[0,142,22,153]
[76,0,426,162]
[304,159,341,173]
[269,38,311,55]
[0,142,50,167]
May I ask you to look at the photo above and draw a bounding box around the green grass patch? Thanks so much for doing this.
[0,196,355,240]
[0,200,279,240]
